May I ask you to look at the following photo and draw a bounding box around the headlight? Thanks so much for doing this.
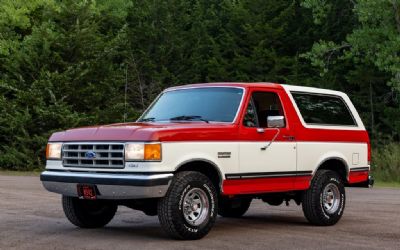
[46,143,62,159]
[125,143,162,161]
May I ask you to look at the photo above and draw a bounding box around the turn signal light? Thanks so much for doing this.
[125,143,162,161]
[144,144,161,161]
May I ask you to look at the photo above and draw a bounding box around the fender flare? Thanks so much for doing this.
[174,158,224,190]
[313,156,350,182]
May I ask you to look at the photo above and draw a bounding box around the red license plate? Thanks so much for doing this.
[77,184,97,200]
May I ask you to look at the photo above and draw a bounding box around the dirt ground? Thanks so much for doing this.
[0,175,399,250]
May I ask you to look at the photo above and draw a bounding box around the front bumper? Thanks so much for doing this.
[40,171,173,199]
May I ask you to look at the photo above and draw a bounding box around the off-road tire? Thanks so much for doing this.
[218,197,252,218]
[302,170,346,226]
[62,196,117,228]
[157,171,218,240]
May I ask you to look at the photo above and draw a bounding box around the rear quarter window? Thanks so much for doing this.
[291,92,357,126]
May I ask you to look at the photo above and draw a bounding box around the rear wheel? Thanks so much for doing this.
[157,171,218,240]
[62,196,117,228]
[302,170,346,226]
[218,197,252,218]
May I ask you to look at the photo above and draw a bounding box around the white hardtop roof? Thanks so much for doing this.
[281,84,346,96]
[281,84,365,130]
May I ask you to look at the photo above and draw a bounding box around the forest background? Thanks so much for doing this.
[0,0,399,183]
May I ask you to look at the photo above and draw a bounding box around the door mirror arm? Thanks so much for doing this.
[260,128,280,151]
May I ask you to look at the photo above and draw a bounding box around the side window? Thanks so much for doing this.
[291,92,356,126]
[243,99,258,127]
[243,91,285,128]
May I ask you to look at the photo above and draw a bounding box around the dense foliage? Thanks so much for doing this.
[0,0,399,177]
[372,143,400,182]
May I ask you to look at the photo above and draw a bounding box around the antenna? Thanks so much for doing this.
[124,64,128,123]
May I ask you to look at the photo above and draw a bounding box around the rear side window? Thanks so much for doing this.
[291,92,356,126]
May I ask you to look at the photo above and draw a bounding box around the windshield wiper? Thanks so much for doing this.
[139,117,156,122]
[169,115,209,123]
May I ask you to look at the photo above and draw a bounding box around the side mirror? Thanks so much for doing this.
[267,116,285,128]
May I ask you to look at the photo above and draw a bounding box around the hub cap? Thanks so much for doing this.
[182,188,209,226]
[322,183,340,214]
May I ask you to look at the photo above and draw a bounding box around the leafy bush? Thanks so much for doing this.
[372,143,400,183]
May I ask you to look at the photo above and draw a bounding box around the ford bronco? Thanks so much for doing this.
[41,83,373,240]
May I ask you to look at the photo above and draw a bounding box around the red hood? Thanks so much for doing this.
[49,122,239,142]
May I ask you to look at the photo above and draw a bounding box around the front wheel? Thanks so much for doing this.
[62,196,117,228]
[157,171,218,240]
[302,170,346,226]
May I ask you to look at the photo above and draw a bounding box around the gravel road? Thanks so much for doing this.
[0,175,399,250]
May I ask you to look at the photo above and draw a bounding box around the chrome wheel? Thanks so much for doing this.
[322,183,340,214]
[182,188,209,226]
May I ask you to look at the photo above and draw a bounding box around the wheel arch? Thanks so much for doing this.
[174,158,223,193]
[313,157,350,183]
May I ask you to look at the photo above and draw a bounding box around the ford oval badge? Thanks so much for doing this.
[85,151,96,159]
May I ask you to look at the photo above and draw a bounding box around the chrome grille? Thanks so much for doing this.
[62,143,125,169]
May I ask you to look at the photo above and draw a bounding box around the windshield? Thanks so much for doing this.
[139,87,244,123]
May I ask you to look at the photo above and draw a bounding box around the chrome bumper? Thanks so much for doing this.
[40,171,173,199]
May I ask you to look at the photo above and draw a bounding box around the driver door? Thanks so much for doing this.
[237,89,297,192]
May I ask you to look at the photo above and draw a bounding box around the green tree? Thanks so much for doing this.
[0,0,130,169]
[302,0,400,141]
[0,0,398,170]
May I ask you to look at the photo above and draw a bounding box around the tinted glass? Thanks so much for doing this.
[292,92,356,126]
[243,99,258,127]
[243,92,285,128]
[140,87,243,122]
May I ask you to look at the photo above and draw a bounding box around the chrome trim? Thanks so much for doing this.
[41,171,173,199]
[349,166,370,172]
[41,171,173,184]
[182,188,210,226]
[42,182,170,199]
[62,142,125,169]
[267,116,285,128]
[225,171,313,180]
[322,183,341,214]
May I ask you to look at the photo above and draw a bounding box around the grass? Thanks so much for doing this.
[374,181,400,188]
[371,142,400,184]
[0,170,41,176]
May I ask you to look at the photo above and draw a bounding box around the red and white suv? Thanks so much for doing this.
[41,82,373,240]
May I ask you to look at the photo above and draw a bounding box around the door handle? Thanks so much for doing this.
[256,128,265,133]
[283,135,295,141]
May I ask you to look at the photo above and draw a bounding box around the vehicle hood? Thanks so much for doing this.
[49,122,239,142]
